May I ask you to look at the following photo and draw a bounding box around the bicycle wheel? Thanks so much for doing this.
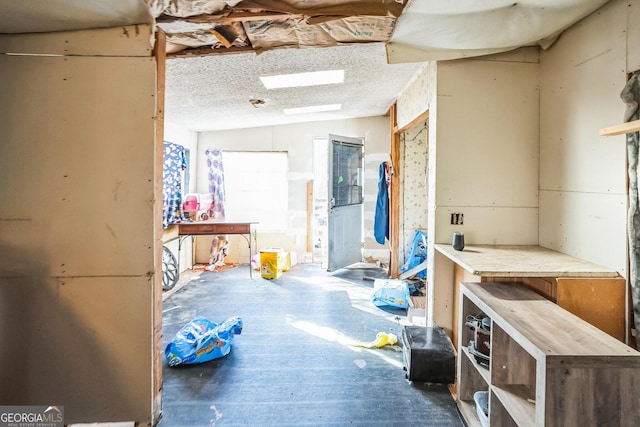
[162,245,179,291]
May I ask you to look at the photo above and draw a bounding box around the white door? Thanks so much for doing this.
[327,134,364,271]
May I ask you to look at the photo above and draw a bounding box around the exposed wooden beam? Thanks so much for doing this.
[167,44,255,58]
[157,11,300,25]
[151,27,166,427]
[397,110,430,134]
[210,28,233,48]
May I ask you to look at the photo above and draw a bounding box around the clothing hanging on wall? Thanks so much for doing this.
[374,161,391,244]
[621,72,640,349]
[163,142,187,228]
[206,149,226,218]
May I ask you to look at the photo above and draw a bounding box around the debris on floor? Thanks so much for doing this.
[355,332,399,349]
[371,278,410,309]
[192,263,237,272]
[204,263,237,272]
[400,230,428,279]
[165,316,243,367]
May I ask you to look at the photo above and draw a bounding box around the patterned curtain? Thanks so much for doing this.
[163,142,187,228]
[621,72,640,349]
[206,149,226,218]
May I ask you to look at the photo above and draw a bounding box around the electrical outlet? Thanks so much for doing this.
[450,212,464,225]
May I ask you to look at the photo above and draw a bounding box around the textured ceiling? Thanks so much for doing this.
[0,0,612,132]
[165,42,425,131]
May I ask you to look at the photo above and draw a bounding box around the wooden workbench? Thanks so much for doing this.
[433,244,626,346]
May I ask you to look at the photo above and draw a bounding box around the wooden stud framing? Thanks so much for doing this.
[389,104,401,277]
[152,27,166,426]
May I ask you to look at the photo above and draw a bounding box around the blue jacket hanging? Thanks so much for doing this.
[374,161,390,244]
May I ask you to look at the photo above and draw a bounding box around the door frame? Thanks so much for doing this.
[389,104,429,278]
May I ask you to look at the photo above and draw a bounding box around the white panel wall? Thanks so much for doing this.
[539,0,630,275]
[196,117,390,265]
[434,57,540,246]
[396,52,540,329]
[0,26,156,424]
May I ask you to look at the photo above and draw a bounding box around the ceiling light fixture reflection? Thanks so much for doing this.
[260,70,344,89]
[283,104,342,115]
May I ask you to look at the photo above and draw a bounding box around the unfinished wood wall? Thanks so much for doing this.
[0,25,157,424]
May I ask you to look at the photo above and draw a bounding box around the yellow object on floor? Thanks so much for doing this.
[260,248,288,279]
[354,332,398,349]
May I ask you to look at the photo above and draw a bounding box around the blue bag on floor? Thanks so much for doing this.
[165,316,243,367]
[371,279,410,309]
[400,230,428,278]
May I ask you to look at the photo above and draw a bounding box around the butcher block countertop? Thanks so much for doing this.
[434,244,620,278]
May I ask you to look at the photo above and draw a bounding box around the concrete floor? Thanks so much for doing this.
[158,263,463,426]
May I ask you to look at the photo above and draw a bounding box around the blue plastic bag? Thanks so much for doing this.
[371,279,410,309]
[400,230,428,278]
[165,316,243,367]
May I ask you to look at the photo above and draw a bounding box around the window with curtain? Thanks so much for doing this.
[221,151,288,230]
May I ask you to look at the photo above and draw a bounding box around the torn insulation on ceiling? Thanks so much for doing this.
[146,0,408,56]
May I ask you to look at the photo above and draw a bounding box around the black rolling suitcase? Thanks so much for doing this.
[401,326,455,383]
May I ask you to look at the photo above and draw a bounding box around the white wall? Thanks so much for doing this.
[539,0,632,276]
[434,52,540,247]
[0,26,157,424]
[196,117,390,265]
[395,49,540,329]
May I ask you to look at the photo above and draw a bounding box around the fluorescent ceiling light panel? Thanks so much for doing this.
[283,104,342,115]
[261,70,344,89]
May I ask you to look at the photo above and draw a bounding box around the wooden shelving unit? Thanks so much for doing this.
[457,281,640,426]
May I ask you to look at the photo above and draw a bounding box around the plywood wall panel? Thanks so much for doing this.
[539,189,627,276]
[539,0,627,195]
[0,26,156,424]
[0,274,153,422]
[436,59,539,208]
[0,24,153,57]
[435,206,539,246]
[628,1,640,72]
[0,55,156,277]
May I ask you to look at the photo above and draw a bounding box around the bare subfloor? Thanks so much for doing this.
[159,263,463,427]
